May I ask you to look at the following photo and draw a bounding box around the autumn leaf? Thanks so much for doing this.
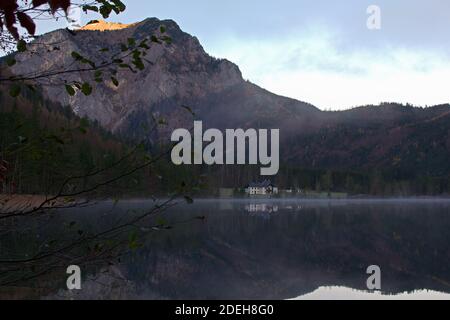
[17,12,36,35]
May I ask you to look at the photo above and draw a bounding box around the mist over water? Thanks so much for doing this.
[33,198,449,300]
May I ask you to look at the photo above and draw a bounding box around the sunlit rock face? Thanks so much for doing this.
[79,20,135,31]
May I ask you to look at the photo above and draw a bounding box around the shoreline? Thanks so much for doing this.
[3,194,450,210]
[0,194,82,213]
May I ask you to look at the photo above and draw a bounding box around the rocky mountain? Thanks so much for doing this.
[10,18,319,139]
[8,18,450,178]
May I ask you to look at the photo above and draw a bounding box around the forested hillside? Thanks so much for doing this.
[0,87,164,197]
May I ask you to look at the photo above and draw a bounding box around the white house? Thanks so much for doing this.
[245,180,278,195]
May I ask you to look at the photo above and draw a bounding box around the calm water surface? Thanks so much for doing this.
[51,198,450,300]
[3,199,449,299]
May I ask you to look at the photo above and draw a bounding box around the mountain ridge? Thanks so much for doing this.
[7,17,450,180]
[11,17,319,134]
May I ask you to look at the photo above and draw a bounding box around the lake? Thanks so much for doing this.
[2,198,450,300]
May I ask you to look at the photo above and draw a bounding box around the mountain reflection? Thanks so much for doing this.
[74,199,450,300]
[293,286,450,300]
[5,199,450,300]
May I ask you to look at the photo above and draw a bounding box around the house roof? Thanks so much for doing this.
[246,180,274,188]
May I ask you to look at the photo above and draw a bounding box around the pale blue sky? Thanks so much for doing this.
[34,1,450,109]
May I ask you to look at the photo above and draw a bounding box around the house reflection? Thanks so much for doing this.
[245,203,279,214]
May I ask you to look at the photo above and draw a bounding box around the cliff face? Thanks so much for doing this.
[11,18,318,143]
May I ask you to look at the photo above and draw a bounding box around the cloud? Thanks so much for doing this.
[208,27,450,110]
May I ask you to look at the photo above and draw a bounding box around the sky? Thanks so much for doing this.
[34,0,450,110]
